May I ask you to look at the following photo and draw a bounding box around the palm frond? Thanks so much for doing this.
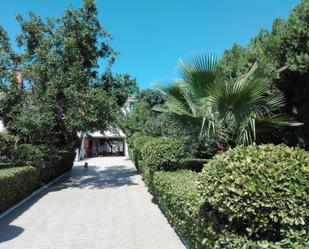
[178,54,219,99]
[155,55,300,147]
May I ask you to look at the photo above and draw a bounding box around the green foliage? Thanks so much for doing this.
[141,137,187,172]
[178,158,209,172]
[0,166,38,212]
[136,89,166,110]
[120,89,169,138]
[128,133,153,171]
[121,88,206,157]
[156,54,299,148]
[219,0,309,148]
[0,162,12,169]
[0,132,15,161]
[150,170,205,249]
[0,0,135,149]
[145,144,308,248]
[100,72,138,107]
[13,144,75,184]
[13,144,46,168]
[0,26,17,88]
[121,102,153,138]
[198,144,309,247]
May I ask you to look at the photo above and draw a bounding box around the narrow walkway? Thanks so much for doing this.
[0,157,185,249]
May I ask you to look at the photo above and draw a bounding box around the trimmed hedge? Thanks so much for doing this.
[198,144,309,248]
[151,170,206,249]
[143,143,309,248]
[13,144,75,184]
[141,136,187,172]
[0,144,75,213]
[0,166,38,212]
[128,133,154,172]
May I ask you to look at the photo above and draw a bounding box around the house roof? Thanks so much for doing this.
[87,129,126,139]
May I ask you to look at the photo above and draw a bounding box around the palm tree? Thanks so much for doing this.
[154,54,301,147]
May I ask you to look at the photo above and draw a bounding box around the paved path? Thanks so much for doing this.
[0,157,185,249]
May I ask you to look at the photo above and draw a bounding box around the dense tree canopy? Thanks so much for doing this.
[219,0,309,148]
[99,71,138,107]
[0,0,136,149]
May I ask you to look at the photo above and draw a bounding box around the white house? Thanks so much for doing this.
[75,96,136,161]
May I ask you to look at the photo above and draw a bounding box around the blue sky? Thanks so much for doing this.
[0,0,300,89]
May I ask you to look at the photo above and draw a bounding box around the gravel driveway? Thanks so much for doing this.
[0,157,185,249]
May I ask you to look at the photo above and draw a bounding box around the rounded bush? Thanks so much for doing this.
[198,144,309,246]
[13,144,46,168]
[129,133,154,171]
[141,137,187,171]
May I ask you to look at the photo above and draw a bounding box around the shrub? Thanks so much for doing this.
[151,170,206,249]
[13,144,75,184]
[38,150,75,184]
[141,137,187,172]
[13,144,47,168]
[128,132,145,150]
[0,166,38,212]
[198,144,309,248]
[0,132,15,162]
[129,133,154,171]
[179,158,209,172]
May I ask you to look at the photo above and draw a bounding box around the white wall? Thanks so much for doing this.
[0,120,5,133]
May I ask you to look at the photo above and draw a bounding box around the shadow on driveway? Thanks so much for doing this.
[52,164,138,191]
[0,162,138,243]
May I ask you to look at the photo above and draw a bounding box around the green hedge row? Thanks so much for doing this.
[13,144,75,185]
[0,144,75,213]
[0,166,38,213]
[135,137,309,249]
[128,135,203,173]
[151,170,206,249]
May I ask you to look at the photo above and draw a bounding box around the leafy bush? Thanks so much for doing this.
[13,144,47,168]
[128,133,154,172]
[141,137,187,172]
[151,170,206,249]
[198,144,309,247]
[0,166,38,212]
[128,132,146,151]
[179,158,209,172]
[0,132,15,162]
[218,0,309,149]
[13,144,75,184]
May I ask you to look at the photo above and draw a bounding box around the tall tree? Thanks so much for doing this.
[0,0,133,149]
[219,0,309,148]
